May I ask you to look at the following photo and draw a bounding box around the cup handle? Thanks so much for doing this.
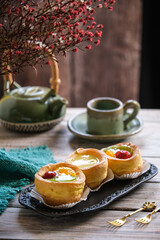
[123,100,140,129]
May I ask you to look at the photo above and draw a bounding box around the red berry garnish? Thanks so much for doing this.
[43,171,57,179]
[115,150,131,159]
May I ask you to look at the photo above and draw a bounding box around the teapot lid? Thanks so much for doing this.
[10,86,52,100]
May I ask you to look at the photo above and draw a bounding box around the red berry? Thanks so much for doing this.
[43,171,57,179]
[115,150,131,159]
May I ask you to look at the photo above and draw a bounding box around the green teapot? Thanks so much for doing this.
[0,56,68,131]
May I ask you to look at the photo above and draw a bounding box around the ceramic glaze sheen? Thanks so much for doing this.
[0,86,67,123]
[87,97,140,135]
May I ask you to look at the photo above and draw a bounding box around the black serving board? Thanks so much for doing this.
[19,163,158,218]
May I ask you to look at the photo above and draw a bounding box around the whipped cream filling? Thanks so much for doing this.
[71,154,99,168]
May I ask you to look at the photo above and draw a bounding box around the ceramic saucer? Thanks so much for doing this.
[67,112,143,142]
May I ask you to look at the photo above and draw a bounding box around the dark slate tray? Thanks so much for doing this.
[18,163,158,218]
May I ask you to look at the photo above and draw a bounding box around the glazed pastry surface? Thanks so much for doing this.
[66,148,108,189]
[35,162,85,206]
[71,154,99,168]
[102,142,143,176]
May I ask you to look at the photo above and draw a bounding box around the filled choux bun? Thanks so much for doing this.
[34,162,85,206]
[102,142,143,176]
[66,148,108,189]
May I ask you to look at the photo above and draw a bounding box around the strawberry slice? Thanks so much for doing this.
[43,171,57,179]
[115,150,131,159]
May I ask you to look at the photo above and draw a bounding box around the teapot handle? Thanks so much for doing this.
[3,65,21,95]
[2,46,61,95]
[48,54,61,94]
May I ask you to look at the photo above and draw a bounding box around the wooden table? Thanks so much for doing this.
[0,108,160,240]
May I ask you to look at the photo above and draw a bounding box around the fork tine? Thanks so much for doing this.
[135,218,144,223]
[143,219,150,224]
[135,218,150,224]
[135,206,160,224]
[116,222,122,227]
[115,221,122,226]
[114,223,121,226]
[141,220,148,224]
[107,221,118,226]
[135,219,142,223]
[107,220,124,226]
[117,223,123,226]
[107,221,117,226]
[107,202,156,227]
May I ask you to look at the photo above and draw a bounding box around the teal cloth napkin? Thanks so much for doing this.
[0,145,56,214]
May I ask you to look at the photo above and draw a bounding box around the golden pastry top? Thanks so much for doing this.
[66,148,108,169]
[70,154,99,168]
[101,142,143,176]
[34,162,86,206]
[43,167,77,182]
[103,143,135,160]
[35,162,85,184]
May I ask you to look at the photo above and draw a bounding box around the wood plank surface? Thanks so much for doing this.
[73,0,142,106]
[0,120,159,158]
[0,208,160,240]
[0,108,160,240]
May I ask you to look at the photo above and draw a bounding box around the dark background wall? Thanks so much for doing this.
[139,0,160,108]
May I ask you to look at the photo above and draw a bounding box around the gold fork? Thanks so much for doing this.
[135,206,160,224]
[107,202,156,227]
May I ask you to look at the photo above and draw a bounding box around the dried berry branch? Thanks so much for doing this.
[0,0,116,75]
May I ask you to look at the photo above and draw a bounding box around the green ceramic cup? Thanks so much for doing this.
[87,97,140,135]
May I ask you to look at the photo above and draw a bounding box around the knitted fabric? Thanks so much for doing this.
[0,145,56,214]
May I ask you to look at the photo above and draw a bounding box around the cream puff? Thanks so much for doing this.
[34,162,85,206]
[66,148,108,189]
[102,142,143,176]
